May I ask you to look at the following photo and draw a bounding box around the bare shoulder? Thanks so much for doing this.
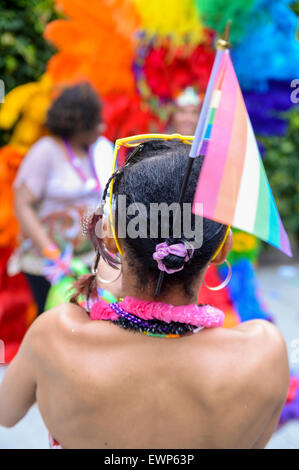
[232,319,290,402]
[28,303,89,350]
[234,319,288,356]
[202,318,288,360]
[196,320,289,404]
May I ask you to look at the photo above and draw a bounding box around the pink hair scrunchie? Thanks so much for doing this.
[153,241,194,274]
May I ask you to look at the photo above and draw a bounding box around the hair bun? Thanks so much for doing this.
[153,239,194,274]
[162,252,186,271]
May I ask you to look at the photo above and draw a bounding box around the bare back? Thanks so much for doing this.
[32,304,289,449]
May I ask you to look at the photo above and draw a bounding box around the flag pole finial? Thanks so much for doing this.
[216,20,232,50]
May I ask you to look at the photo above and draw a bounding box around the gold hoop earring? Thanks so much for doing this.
[203,259,232,291]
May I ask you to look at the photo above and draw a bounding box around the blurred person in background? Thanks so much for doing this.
[167,87,202,136]
[8,82,117,315]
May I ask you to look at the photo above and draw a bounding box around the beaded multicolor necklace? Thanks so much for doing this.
[109,302,201,338]
[90,293,225,339]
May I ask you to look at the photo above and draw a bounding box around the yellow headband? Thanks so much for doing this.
[109,134,194,256]
[211,225,231,261]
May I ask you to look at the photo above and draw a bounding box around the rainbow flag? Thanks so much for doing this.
[192,51,292,257]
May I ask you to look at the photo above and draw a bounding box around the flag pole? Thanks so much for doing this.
[155,21,232,297]
[190,20,231,158]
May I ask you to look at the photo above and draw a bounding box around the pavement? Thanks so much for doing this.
[0,263,299,449]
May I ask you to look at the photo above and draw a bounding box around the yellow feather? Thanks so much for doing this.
[0,74,52,130]
[0,83,39,129]
[133,0,205,45]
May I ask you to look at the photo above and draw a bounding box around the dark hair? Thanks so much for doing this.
[73,140,227,303]
[45,82,102,139]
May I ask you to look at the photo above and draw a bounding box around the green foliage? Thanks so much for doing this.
[261,109,299,241]
[292,1,299,17]
[0,0,58,94]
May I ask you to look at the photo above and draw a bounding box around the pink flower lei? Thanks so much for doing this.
[90,297,225,329]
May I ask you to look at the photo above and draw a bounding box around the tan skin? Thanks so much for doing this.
[0,229,290,448]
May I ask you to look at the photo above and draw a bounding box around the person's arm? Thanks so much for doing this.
[243,320,290,449]
[14,183,55,253]
[251,400,286,449]
[0,323,38,427]
[13,138,60,258]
